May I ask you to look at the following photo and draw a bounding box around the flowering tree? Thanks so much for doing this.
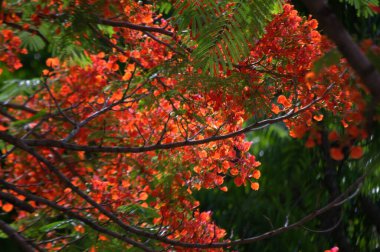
[0,0,379,251]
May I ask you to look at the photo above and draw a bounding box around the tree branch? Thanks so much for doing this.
[97,18,174,37]
[21,86,332,153]
[7,168,357,250]
[0,191,35,213]
[0,180,154,252]
[0,220,37,252]
[300,0,380,100]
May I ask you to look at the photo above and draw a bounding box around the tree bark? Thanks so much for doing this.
[321,131,354,252]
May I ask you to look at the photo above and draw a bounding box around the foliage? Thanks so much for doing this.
[340,0,379,17]
[172,0,282,74]
[0,0,379,251]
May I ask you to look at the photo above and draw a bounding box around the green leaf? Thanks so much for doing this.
[0,231,8,239]
[340,0,379,17]
[175,109,187,116]
[19,31,46,52]
[173,0,281,75]
[97,24,115,37]
[158,2,173,14]
[39,219,75,232]
[0,78,41,102]
[312,49,342,74]
[193,114,206,124]
[117,205,160,219]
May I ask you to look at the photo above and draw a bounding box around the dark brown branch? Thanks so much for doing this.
[165,172,365,249]
[143,31,186,56]
[21,87,331,153]
[0,92,365,249]
[300,0,380,101]
[0,220,37,252]
[1,130,222,249]
[302,214,343,233]
[37,235,73,245]
[0,102,39,114]
[0,180,154,252]
[0,90,343,250]
[1,115,48,160]
[0,102,81,123]
[97,18,174,37]
[320,129,354,251]
[56,234,86,252]
[0,191,35,213]
[0,109,17,121]
[18,109,296,152]
[88,23,146,69]
[0,132,157,242]
[6,168,358,250]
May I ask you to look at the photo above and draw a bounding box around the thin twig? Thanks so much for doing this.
[43,81,76,126]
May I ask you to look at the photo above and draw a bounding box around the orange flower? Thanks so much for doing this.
[328,131,339,142]
[234,176,244,186]
[350,146,363,159]
[305,71,316,82]
[74,225,85,233]
[46,57,59,68]
[305,137,315,148]
[199,150,207,158]
[215,176,224,185]
[193,166,201,174]
[139,192,149,201]
[271,104,281,114]
[220,186,228,192]
[118,54,127,63]
[222,160,230,169]
[122,71,132,81]
[330,147,344,161]
[277,95,291,108]
[341,120,348,128]
[251,182,260,191]
[289,124,307,139]
[313,114,323,121]
[230,168,239,176]
[2,203,14,213]
[98,235,108,241]
[347,126,360,138]
[252,170,261,179]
